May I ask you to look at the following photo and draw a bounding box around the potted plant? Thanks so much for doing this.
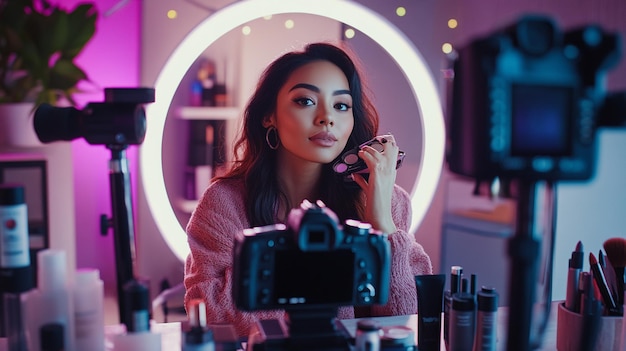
[0,0,97,146]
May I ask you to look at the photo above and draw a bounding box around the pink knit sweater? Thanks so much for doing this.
[184,178,433,337]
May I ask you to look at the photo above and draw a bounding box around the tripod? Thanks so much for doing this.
[505,180,556,351]
[101,144,139,329]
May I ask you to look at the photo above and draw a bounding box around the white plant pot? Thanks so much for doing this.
[0,102,42,148]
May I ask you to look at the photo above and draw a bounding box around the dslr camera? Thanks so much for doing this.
[232,200,391,351]
[447,15,625,182]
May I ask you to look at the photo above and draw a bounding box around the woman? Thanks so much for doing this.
[184,42,432,337]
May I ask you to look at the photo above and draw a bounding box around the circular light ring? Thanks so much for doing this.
[141,0,446,261]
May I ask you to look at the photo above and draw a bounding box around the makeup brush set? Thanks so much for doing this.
[557,237,626,351]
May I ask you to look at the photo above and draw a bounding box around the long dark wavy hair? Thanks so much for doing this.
[220,42,379,227]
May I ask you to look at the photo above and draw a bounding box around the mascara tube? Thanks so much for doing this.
[565,241,583,313]
[473,287,498,351]
[444,266,463,350]
[451,266,463,295]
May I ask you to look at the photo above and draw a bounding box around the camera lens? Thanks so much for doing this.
[34,104,84,143]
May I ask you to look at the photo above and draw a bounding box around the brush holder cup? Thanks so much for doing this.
[556,303,623,351]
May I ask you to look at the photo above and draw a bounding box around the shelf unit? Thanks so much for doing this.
[177,198,199,214]
[174,106,241,213]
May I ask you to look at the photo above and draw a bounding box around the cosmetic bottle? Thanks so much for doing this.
[449,292,476,351]
[444,266,463,350]
[24,249,75,351]
[190,80,203,106]
[473,287,498,351]
[415,274,445,351]
[0,184,34,351]
[112,279,162,351]
[355,319,382,351]
[380,325,415,350]
[182,299,214,351]
[74,268,105,351]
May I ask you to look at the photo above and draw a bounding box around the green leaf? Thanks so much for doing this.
[0,0,97,105]
[48,58,87,90]
[64,3,97,57]
[30,9,69,58]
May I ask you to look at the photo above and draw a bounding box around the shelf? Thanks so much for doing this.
[177,198,199,213]
[175,106,240,120]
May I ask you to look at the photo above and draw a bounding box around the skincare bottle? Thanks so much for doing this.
[74,268,105,351]
[449,292,476,351]
[415,274,445,351]
[112,279,162,351]
[183,299,215,351]
[24,249,75,351]
[473,287,498,351]
[0,184,34,351]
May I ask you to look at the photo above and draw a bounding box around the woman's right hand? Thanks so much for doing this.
[351,134,399,234]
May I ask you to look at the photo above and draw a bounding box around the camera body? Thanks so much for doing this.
[447,15,622,181]
[233,200,391,312]
[34,87,155,146]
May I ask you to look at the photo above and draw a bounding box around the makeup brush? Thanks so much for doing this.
[603,237,626,307]
[601,250,620,305]
[589,252,617,312]
[598,250,606,269]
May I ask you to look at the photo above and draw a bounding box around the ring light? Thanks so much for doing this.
[141,0,446,261]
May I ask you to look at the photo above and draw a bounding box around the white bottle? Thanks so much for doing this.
[112,332,162,351]
[74,268,105,351]
[24,249,76,351]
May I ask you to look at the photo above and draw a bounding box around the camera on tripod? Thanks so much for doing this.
[447,14,625,182]
[31,87,155,329]
[33,87,155,146]
[446,15,625,350]
[232,199,391,351]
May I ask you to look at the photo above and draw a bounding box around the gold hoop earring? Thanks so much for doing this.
[265,126,280,150]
